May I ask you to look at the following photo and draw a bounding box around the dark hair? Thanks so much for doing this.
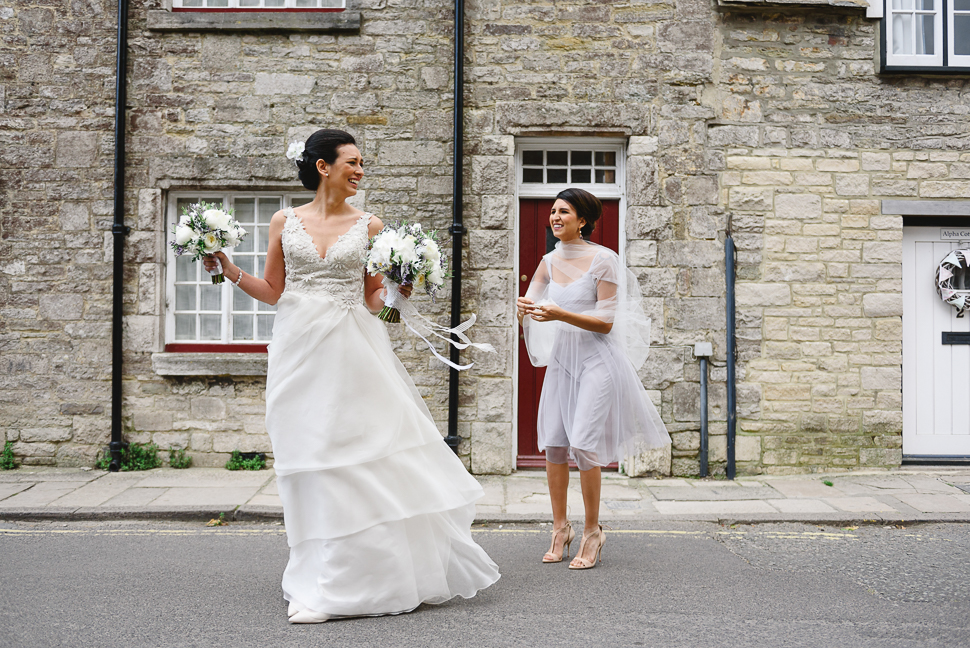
[556,188,602,238]
[295,129,358,191]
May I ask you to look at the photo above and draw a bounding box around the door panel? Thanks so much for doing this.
[516,198,620,468]
[902,227,970,456]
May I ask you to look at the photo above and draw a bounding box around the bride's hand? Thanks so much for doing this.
[203,251,229,274]
[398,284,413,299]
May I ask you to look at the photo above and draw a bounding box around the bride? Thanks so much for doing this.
[204,128,500,624]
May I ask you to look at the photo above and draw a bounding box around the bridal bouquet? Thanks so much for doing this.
[366,221,447,322]
[170,201,247,284]
[365,221,493,370]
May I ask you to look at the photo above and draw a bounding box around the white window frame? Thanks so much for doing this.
[885,0,944,67]
[172,0,345,10]
[164,191,313,348]
[949,0,970,67]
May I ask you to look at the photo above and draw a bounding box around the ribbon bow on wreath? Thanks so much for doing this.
[936,248,970,318]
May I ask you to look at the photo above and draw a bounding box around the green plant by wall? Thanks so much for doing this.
[225,450,265,471]
[95,443,162,471]
[1,441,16,470]
[168,447,192,469]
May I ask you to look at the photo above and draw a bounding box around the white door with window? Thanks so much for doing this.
[902,226,970,457]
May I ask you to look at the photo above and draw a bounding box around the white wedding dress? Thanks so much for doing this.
[265,208,500,619]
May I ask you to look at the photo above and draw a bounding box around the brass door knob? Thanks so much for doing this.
[520,274,528,281]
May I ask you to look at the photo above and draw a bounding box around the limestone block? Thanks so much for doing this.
[626,240,657,267]
[55,131,98,168]
[212,433,272,453]
[469,326,511,377]
[736,283,791,306]
[39,294,83,320]
[686,176,718,205]
[190,396,227,420]
[476,378,512,423]
[729,187,772,211]
[190,432,213,452]
[628,206,672,239]
[627,156,660,206]
[708,125,760,148]
[152,432,189,450]
[481,194,513,230]
[471,156,514,194]
[835,174,870,196]
[477,270,514,326]
[133,410,173,432]
[623,443,671,477]
[12,442,56,458]
[668,297,724,330]
[920,181,970,198]
[628,136,658,156]
[479,136,515,157]
[763,262,826,282]
[861,241,901,263]
[635,268,677,297]
[863,293,902,317]
[379,141,445,167]
[60,203,90,231]
[658,21,714,53]
[340,54,384,73]
[56,445,100,467]
[736,434,762,462]
[690,268,725,297]
[861,366,901,391]
[469,230,512,269]
[494,101,650,133]
[254,73,314,95]
[200,34,241,71]
[470,422,512,475]
[907,162,948,179]
[137,189,162,231]
[21,427,72,442]
[862,410,903,434]
[123,315,158,353]
[775,193,822,220]
[861,153,891,171]
[639,347,686,386]
[657,240,722,268]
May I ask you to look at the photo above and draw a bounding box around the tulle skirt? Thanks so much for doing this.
[266,291,499,617]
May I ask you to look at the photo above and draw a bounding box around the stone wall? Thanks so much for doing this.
[0,0,119,465]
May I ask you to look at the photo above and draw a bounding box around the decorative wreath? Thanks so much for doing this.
[936,248,970,318]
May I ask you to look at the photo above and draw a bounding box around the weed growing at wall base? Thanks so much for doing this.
[1,442,16,470]
[95,443,162,471]
[169,447,192,469]
[225,451,265,471]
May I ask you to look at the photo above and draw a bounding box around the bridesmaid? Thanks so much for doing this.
[517,188,670,570]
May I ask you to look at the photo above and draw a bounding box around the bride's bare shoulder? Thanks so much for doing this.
[367,214,384,237]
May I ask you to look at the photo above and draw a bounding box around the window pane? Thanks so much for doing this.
[547,168,567,183]
[522,168,543,183]
[233,289,254,313]
[595,151,616,166]
[956,0,970,9]
[258,255,266,277]
[258,226,270,253]
[234,255,255,275]
[571,169,591,183]
[234,198,255,224]
[916,0,932,8]
[258,299,274,312]
[175,285,196,311]
[180,0,203,8]
[546,151,568,166]
[892,14,913,54]
[595,169,616,184]
[265,0,285,6]
[571,151,592,166]
[296,0,317,6]
[522,151,543,166]
[916,14,934,54]
[175,314,196,340]
[892,0,913,8]
[200,314,222,340]
[291,195,313,208]
[175,255,195,282]
[200,284,221,311]
[233,316,253,341]
[257,315,275,340]
[956,16,970,55]
[258,198,280,224]
[239,0,260,6]
[235,232,254,253]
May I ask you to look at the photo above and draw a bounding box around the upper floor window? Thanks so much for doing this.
[882,0,970,71]
[165,192,312,351]
[519,149,619,187]
[172,0,345,10]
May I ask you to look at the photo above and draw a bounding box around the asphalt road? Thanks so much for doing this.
[0,520,967,648]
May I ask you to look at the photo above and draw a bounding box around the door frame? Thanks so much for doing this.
[512,137,628,466]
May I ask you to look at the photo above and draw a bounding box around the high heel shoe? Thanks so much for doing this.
[289,609,330,624]
[287,602,300,618]
[568,525,606,570]
[542,521,575,563]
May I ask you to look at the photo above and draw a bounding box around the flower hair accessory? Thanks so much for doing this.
[286,141,305,163]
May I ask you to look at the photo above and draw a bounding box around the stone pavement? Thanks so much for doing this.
[2,466,970,525]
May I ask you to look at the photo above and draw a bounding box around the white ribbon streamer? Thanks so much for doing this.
[382,277,495,371]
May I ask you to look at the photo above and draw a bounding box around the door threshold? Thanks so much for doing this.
[902,455,970,465]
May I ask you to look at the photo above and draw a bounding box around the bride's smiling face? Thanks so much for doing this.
[319,144,364,196]
[549,199,585,242]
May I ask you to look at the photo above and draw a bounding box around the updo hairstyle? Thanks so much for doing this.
[296,129,358,191]
[556,188,603,238]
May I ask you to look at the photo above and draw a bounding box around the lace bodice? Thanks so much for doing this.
[281,208,371,307]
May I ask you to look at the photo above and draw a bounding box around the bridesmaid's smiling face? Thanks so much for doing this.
[549,199,586,243]
[319,144,364,197]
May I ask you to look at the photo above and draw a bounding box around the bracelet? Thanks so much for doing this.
[231,270,244,287]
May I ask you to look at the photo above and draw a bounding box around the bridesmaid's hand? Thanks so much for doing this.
[528,303,565,323]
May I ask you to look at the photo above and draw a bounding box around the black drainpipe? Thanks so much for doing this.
[444,0,465,455]
[725,219,737,480]
[109,0,131,472]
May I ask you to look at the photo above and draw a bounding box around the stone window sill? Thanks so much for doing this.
[716,0,869,9]
[146,9,360,32]
[152,352,267,377]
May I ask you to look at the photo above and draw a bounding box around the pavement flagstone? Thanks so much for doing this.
[1,466,969,524]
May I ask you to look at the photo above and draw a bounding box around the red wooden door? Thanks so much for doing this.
[517,198,620,468]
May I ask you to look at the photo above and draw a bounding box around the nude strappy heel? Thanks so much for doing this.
[542,521,576,563]
[568,524,606,570]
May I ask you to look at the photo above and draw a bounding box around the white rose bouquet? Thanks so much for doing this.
[365,220,493,371]
[170,201,248,284]
[366,221,448,322]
